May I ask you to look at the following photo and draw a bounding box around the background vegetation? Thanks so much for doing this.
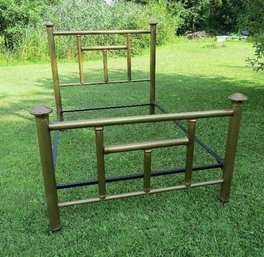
[0,0,263,70]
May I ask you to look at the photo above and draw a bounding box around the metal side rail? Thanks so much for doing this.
[154,102,224,164]
[62,103,151,114]
[56,162,223,190]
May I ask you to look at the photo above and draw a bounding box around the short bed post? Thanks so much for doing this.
[220,93,248,203]
[30,105,61,231]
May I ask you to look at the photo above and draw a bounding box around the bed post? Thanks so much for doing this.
[30,105,61,231]
[46,22,63,121]
[220,93,248,203]
[149,20,157,115]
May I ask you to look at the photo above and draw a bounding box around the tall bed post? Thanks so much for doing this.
[149,20,157,115]
[46,22,63,121]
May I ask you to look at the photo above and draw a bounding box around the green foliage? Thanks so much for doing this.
[247,38,264,71]
[0,0,176,62]
[45,0,149,59]
[206,0,246,34]
[241,0,264,71]
[0,0,57,49]
[168,0,210,34]
[129,0,247,35]
[39,0,175,60]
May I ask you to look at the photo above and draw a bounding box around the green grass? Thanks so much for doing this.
[1,40,264,256]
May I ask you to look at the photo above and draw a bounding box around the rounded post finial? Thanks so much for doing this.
[30,105,53,117]
[149,19,158,26]
[45,21,54,27]
[228,93,248,103]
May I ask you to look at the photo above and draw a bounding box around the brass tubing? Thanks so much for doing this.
[185,120,196,187]
[46,22,63,121]
[220,93,248,203]
[82,45,127,51]
[104,138,189,154]
[30,105,61,231]
[95,127,106,199]
[49,109,233,131]
[77,35,84,84]
[149,20,157,114]
[127,33,132,81]
[144,150,152,193]
[103,50,109,83]
[54,29,151,36]
[60,78,150,87]
[58,179,224,207]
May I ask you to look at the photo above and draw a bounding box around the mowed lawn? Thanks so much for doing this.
[1,40,264,256]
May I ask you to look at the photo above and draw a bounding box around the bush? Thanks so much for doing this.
[0,0,177,62]
[240,0,264,71]
[42,0,176,60]
[0,0,57,50]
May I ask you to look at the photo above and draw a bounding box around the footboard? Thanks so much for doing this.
[31,93,247,231]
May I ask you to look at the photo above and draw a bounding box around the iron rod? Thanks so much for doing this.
[56,162,223,189]
[185,120,196,187]
[155,102,224,163]
[62,103,150,113]
[49,109,233,131]
[104,138,188,154]
[58,179,224,207]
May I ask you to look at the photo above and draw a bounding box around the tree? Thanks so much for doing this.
[207,0,246,34]
[0,0,58,49]
[241,0,264,71]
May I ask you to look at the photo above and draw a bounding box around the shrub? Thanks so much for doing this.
[0,0,57,50]
[42,0,176,60]
[240,0,264,71]
[0,0,177,62]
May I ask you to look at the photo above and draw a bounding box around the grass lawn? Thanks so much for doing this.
[1,40,264,256]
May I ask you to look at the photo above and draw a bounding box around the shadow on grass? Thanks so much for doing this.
[31,68,263,113]
[25,67,264,191]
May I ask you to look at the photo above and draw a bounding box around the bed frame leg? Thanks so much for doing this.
[220,93,248,203]
[30,105,61,231]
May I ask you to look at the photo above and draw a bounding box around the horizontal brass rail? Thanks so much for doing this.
[104,138,189,154]
[58,179,224,207]
[49,109,233,130]
[54,29,151,36]
[60,79,150,87]
[81,45,127,51]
